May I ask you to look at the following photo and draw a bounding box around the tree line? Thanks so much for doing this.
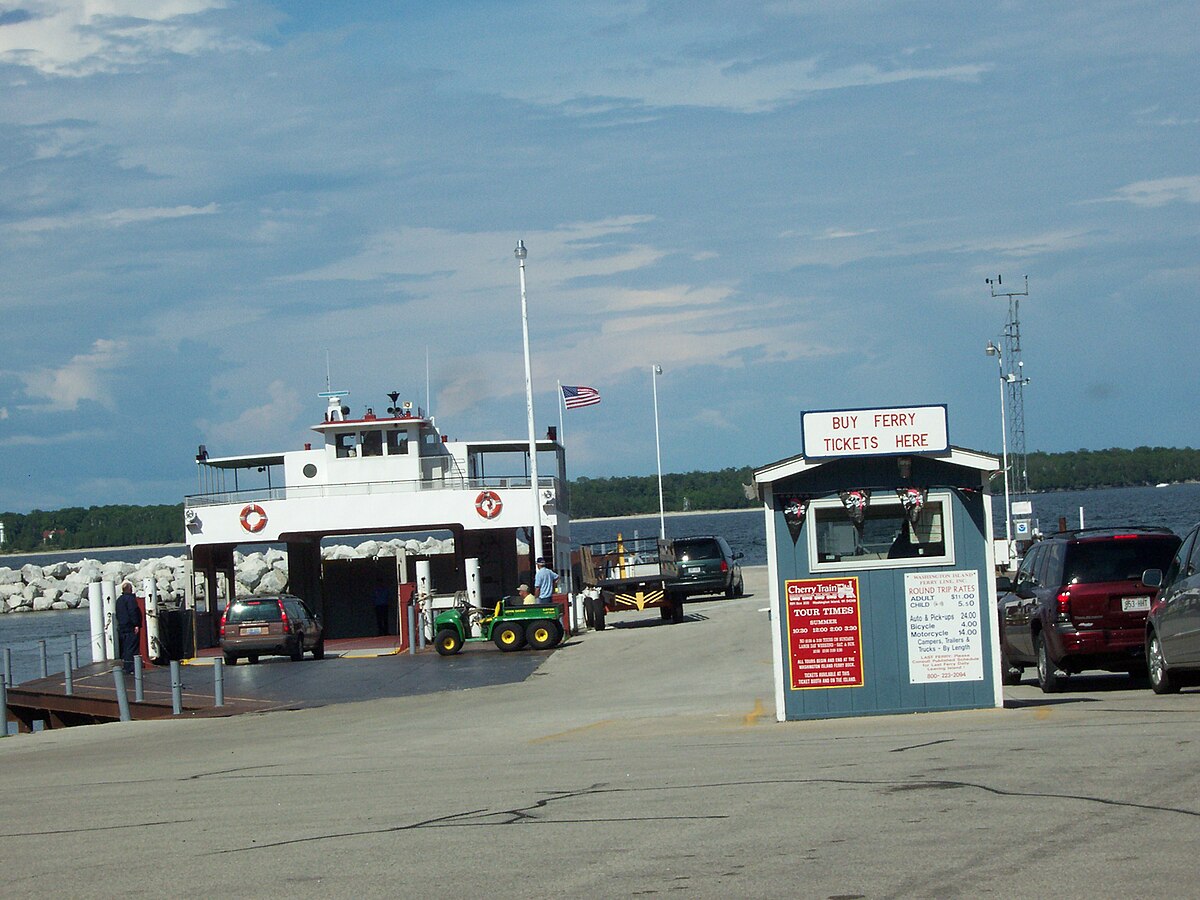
[2,448,1196,553]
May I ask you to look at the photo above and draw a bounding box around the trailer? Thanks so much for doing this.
[578,534,682,628]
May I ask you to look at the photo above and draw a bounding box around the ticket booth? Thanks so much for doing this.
[754,405,1004,721]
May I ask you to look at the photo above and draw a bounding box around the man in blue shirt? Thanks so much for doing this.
[533,557,558,601]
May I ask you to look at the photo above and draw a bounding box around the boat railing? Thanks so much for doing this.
[185,475,562,509]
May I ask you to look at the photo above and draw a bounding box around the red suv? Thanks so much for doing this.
[996,527,1180,692]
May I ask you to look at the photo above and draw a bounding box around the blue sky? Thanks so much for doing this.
[1,1,1197,513]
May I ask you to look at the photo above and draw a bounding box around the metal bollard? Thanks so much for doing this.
[170,660,182,715]
[64,653,74,696]
[72,632,80,670]
[1,673,7,737]
[407,604,416,655]
[3,647,11,688]
[39,640,48,679]
[133,656,144,703]
[213,657,224,707]
[112,666,131,722]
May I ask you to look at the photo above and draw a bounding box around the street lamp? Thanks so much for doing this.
[652,364,665,539]
[515,240,543,566]
[985,340,1012,560]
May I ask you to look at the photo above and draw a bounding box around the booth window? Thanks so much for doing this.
[808,491,954,571]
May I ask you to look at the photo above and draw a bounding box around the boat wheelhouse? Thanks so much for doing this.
[183,390,569,643]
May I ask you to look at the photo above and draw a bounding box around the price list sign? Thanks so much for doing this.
[785,577,864,690]
[904,570,984,683]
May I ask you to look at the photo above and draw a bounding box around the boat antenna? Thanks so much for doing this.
[425,346,431,418]
[325,348,332,392]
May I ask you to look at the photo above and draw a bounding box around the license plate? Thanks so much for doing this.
[684,566,699,574]
[1121,596,1150,612]
[242,626,265,635]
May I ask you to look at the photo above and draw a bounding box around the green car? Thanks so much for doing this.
[432,593,564,655]
[669,535,745,601]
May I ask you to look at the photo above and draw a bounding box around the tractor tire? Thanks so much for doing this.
[434,628,463,656]
[527,620,560,651]
[493,622,526,651]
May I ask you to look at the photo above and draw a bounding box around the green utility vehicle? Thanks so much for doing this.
[432,591,565,656]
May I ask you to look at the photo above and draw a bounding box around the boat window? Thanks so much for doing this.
[386,430,409,455]
[360,429,383,457]
[807,492,954,571]
[335,433,357,459]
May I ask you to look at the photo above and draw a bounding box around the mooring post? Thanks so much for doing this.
[407,603,417,656]
[133,656,144,703]
[1,673,8,737]
[170,660,182,715]
[3,647,12,688]
[213,657,225,708]
[71,632,80,670]
[64,653,74,696]
[38,640,48,679]
[112,666,131,723]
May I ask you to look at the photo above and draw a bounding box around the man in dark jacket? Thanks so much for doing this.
[116,582,141,674]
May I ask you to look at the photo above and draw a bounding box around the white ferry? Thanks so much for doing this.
[182,390,569,642]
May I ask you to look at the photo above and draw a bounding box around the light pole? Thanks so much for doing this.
[515,240,544,566]
[652,364,665,539]
[986,340,1012,559]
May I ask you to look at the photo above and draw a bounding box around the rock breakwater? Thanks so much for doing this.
[0,537,454,615]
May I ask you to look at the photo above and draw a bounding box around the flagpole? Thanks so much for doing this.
[557,380,565,449]
[652,364,665,539]
[515,240,544,566]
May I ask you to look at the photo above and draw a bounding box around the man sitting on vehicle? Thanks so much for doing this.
[517,583,534,605]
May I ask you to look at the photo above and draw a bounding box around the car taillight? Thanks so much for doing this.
[720,560,729,573]
[280,604,291,634]
[1056,590,1071,621]
[218,609,227,638]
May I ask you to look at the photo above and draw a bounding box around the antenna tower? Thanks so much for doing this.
[985,275,1031,496]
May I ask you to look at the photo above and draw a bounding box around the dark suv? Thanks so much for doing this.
[219,594,325,665]
[1143,521,1200,693]
[996,527,1180,692]
[669,535,744,601]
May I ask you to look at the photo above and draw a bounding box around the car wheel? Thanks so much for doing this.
[223,651,238,666]
[493,622,526,651]
[1035,634,1064,693]
[434,628,462,656]
[594,602,606,631]
[735,572,745,598]
[248,653,260,665]
[311,637,325,660]
[671,597,685,624]
[290,634,304,661]
[1000,643,1023,686]
[1148,632,1180,695]
[583,596,596,628]
[659,604,672,621]
[527,620,560,651]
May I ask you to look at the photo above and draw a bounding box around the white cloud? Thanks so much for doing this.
[198,379,303,449]
[1097,176,1200,208]
[0,0,250,77]
[0,427,105,446]
[20,338,127,410]
[10,203,219,233]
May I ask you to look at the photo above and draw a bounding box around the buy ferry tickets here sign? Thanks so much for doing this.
[802,405,948,459]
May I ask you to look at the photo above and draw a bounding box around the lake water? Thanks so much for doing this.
[3,483,1197,686]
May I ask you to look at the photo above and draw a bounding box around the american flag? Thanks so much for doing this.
[561,385,601,409]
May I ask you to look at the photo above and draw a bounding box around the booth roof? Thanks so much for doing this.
[752,445,999,487]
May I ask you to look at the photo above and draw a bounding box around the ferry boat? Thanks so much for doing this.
[182,390,569,643]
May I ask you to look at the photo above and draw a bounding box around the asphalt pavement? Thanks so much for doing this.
[1,565,1198,898]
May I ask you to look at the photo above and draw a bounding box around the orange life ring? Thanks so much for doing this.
[240,503,268,533]
[475,490,502,519]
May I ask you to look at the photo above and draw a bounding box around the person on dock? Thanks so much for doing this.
[372,582,391,636]
[534,557,558,602]
[116,582,141,674]
[517,583,533,605]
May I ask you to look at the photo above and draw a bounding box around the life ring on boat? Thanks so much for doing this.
[474,490,502,519]
[239,503,268,533]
